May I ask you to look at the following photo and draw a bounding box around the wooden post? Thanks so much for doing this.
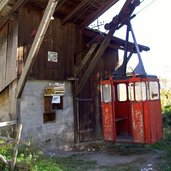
[0,120,16,127]
[16,0,59,98]
[11,124,22,171]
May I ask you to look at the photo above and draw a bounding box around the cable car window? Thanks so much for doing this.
[128,83,134,101]
[102,84,112,103]
[135,82,146,101]
[117,83,127,101]
[149,81,159,100]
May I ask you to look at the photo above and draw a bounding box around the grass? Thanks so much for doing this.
[0,145,97,171]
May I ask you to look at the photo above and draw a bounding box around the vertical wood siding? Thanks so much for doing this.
[0,20,17,92]
[18,7,79,80]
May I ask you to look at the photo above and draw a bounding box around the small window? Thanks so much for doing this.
[117,83,127,101]
[128,83,134,101]
[101,84,112,103]
[135,82,146,101]
[43,112,56,123]
[149,81,160,100]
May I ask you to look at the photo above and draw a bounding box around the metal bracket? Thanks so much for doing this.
[112,20,146,76]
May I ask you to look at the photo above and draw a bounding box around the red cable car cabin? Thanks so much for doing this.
[100,75,163,144]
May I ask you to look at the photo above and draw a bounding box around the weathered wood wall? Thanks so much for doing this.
[18,7,118,82]
[0,20,18,92]
[18,7,80,80]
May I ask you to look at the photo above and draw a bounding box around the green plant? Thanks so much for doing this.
[162,105,171,128]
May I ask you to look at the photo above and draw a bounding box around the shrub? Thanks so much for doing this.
[162,105,171,128]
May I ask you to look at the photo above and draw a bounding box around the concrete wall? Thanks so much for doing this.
[20,80,74,150]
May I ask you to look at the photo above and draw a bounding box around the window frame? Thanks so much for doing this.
[101,84,112,103]
[117,83,127,102]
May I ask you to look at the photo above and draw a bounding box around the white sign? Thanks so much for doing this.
[52,95,60,104]
[48,51,58,62]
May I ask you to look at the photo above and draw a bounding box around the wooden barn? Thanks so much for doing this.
[0,0,149,149]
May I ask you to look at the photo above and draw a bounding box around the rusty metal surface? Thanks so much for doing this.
[131,102,145,143]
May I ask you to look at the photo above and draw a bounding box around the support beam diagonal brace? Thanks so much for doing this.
[75,26,117,96]
[16,0,59,98]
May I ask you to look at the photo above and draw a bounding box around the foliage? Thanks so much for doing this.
[162,105,171,128]
[0,140,14,170]
[0,143,97,171]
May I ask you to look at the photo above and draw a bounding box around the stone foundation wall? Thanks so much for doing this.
[20,80,74,149]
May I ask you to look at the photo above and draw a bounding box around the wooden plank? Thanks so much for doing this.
[75,43,98,76]
[0,0,29,30]
[80,0,119,28]
[16,0,59,98]
[83,29,150,52]
[9,80,17,119]
[0,25,7,92]
[61,0,90,24]
[76,26,117,96]
[0,0,11,12]
[0,136,30,147]
[5,20,18,86]
[56,0,67,10]
[0,120,16,127]
[11,124,22,171]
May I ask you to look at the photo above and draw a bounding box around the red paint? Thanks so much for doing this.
[100,75,163,144]
[101,80,116,141]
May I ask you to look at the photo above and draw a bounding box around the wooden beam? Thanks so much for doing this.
[61,0,90,24]
[76,26,117,96]
[83,29,150,52]
[80,0,119,28]
[0,136,30,146]
[11,124,22,171]
[0,0,11,12]
[75,43,98,76]
[0,0,29,29]
[56,0,67,10]
[0,120,16,127]
[76,0,138,95]
[16,0,59,98]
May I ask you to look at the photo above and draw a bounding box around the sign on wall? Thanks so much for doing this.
[48,51,58,62]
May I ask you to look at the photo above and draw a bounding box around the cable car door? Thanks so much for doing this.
[146,81,163,143]
[100,80,116,141]
[130,81,146,143]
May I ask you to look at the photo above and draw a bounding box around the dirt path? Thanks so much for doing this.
[47,142,164,171]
